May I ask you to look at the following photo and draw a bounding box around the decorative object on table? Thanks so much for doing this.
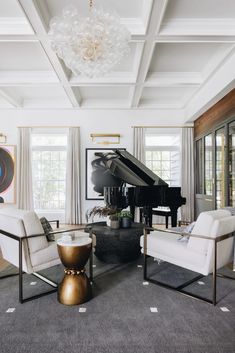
[86,205,118,222]
[86,148,125,200]
[0,145,16,203]
[109,213,120,230]
[57,235,92,305]
[49,0,130,78]
[61,232,76,243]
[120,210,132,228]
[90,134,121,145]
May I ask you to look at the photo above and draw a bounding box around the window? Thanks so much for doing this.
[196,139,203,194]
[204,134,213,196]
[145,129,181,186]
[32,129,68,212]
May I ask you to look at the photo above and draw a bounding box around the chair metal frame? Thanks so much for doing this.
[0,227,94,303]
[143,227,235,305]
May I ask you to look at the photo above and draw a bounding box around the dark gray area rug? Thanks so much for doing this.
[0,257,235,353]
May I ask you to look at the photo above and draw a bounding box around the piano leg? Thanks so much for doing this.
[143,206,152,227]
[130,204,136,222]
[170,208,178,227]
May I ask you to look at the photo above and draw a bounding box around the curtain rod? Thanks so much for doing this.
[132,125,194,128]
[17,126,80,128]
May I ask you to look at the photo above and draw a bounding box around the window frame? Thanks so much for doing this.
[31,129,68,213]
[144,130,181,187]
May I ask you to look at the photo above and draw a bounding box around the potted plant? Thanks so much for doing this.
[86,206,118,225]
[119,210,132,228]
[109,213,120,229]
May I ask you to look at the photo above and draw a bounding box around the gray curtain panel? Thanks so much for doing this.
[133,127,146,162]
[65,127,82,224]
[17,127,34,210]
[181,127,195,223]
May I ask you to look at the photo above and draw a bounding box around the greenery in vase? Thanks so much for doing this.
[86,206,118,222]
[119,210,132,219]
[110,212,121,221]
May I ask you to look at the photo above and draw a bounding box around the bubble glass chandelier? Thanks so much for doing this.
[49,0,131,78]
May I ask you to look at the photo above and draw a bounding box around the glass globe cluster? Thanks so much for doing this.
[49,5,131,78]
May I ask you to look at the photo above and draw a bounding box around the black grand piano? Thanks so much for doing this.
[90,149,186,227]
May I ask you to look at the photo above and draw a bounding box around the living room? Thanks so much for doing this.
[0,1,235,353]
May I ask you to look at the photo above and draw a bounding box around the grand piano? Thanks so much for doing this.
[90,149,186,227]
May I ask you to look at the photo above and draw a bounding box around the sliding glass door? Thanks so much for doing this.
[229,121,235,206]
[195,118,235,217]
[215,127,226,209]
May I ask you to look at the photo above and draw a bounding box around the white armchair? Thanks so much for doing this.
[140,209,235,305]
[0,208,88,303]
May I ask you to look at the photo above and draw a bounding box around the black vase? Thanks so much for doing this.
[121,217,132,228]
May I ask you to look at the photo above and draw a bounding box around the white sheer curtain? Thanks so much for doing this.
[181,127,195,223]
[65,127,82,224]
[133,127,145,221]
[133,127,146,162]
[18,127,34,210]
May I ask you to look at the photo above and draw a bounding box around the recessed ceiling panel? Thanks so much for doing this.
[78,86,130,100]
[0,0,26,17]
[36,0,149,34]
[149,43,230,73]
[2,85,68,99]
[140,86,197,107]
[164,0,235,19]
[0,42,53,71]
[0,0,34,35]
[43,0,143,19]
[0,95,13,108]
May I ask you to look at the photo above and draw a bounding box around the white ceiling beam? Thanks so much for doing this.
[0,17,33,35]
[0,71,59,86]
[155,35,235,43]
[0,35,37,42]
[145,72,202,87]
[130,0,169,108]
[17,0,81,107]
[0,88,22,108]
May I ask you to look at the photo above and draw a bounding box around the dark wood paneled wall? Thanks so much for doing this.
[194,89,235,138]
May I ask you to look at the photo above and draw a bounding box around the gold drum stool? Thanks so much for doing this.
[57,235,92,305]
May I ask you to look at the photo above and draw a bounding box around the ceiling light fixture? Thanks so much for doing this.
[49,0,131,78]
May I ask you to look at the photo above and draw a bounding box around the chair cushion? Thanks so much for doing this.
[187,209,231,254]
[210,215,235,237]
[140,231,206,270]
[30,241,59,268]
[23,212,48,253]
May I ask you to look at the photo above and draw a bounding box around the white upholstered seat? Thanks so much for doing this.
[140,209,235,305]
[140,209,235,276]
[0,208,60,274]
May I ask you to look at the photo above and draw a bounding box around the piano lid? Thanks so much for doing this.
[105,149,168,187]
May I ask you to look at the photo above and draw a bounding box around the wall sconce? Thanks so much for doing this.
[0,133,7,144]
[90,133,120,145]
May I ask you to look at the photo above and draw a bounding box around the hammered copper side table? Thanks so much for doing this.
[57,235,92,305]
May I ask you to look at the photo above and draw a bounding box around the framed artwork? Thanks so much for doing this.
[85,148,125,200]
[0,145,16,204]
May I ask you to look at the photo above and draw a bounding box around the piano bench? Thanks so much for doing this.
[140,208,172,228]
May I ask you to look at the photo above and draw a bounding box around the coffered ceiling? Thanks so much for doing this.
[0,0,235,116]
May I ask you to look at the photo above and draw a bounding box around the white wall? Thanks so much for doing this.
[0,108,185,222]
